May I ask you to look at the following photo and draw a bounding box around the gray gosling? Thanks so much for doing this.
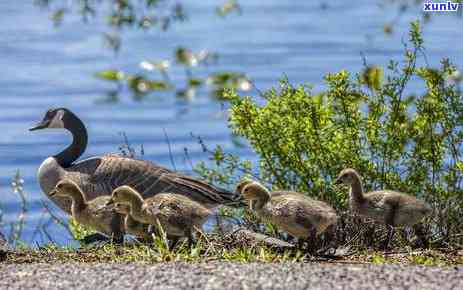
[107,185,211,245]
[50,179,124,243]
[113,203,152,242]
[237,180,338,246]
[335,168,432,249]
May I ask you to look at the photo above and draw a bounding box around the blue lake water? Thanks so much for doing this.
[0,0,461,245]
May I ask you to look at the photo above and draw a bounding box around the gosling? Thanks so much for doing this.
[237,180,338,246]
[335,168,432,249]
[50,179,124,243]
[113,203,152,242]
[107,185,211,245]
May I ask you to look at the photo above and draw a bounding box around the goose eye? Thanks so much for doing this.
[46,109,55,118]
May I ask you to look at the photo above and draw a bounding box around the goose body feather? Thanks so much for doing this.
[352,190,431,227]
[257,191,338,238]
[141,193,211,237]
[40,154,234,214]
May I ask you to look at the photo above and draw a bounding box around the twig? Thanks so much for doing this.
[183,147,195,172]
[40,199,73,238]
[163,127,177,171]
[10,170,27,245]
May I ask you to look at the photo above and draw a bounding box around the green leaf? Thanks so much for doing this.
[127,75,172,95]
[188,78,203,87]
[175,47,197,66]
[95,70,124,81]
[360,66,383,92]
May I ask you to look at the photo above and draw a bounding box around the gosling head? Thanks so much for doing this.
[50,179,80,197]
[235,179,254,195]
[113,203,131,215]
[335,168,360,186]
[240,182,270,201]
[107,185,142,206]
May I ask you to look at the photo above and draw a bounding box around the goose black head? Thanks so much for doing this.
[29,108,74,131]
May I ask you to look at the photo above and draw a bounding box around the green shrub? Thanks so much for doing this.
[196,21,462,248]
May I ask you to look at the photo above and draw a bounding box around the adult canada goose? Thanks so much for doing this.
[113,203,152,242]
[335,168,432,249]
[50,179,124,243]
[30,108,239,215]
[237,180,338,246]
[107,185,211,245]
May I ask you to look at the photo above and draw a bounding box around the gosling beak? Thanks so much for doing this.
[105,199,114,206]
[49,189,58,197]
[29,119,50,131]
[95,205,108,213]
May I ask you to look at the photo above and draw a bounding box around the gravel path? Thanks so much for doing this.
[0,262,461,290]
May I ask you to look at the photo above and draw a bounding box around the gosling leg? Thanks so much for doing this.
[111,234,124,245]
[305,227,318,254]
[383,205,397,250]
[412,223,429,249]
[186,230,196,247]
[288,235,298,247]
[317,225,338,256]
[109,214,124,245]
[382,225,394,251]
[168,235,180,251]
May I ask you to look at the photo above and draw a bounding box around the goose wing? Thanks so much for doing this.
[161,173,239,205]
[63,155,236,208]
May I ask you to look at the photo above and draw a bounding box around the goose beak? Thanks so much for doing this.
[49,189,57,197]
[334,178,342,185]
[29,120,50,131]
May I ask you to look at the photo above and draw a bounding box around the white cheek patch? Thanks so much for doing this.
[48,110,65,128]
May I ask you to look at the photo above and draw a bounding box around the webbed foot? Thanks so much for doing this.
[79,233,109,245]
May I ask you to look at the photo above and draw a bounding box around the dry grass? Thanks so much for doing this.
[1,232,462,266]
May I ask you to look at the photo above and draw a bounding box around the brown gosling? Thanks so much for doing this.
[335,168,432,249]
[50,179,124,243]
[107,185,211,245]
[238,181,338,246]
[113,203,152,242]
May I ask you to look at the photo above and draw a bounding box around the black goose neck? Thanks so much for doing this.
[54,112,88,168]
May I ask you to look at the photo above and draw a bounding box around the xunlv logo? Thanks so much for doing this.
[423,1,461,11]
